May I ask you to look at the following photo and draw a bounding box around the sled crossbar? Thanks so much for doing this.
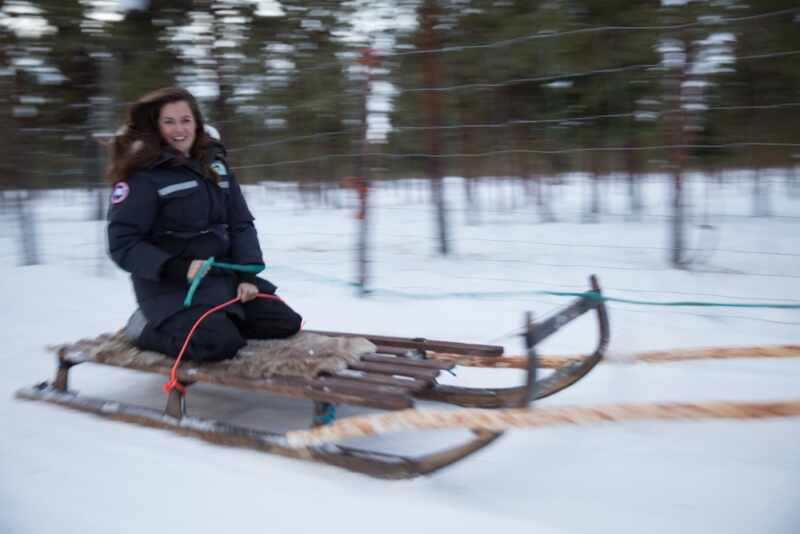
[304,330,504,357]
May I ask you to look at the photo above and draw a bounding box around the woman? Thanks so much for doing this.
[107,86,302,362]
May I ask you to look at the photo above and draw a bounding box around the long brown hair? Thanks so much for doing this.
[106,87,218,183]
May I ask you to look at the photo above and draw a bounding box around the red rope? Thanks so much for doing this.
[163,293,284,395]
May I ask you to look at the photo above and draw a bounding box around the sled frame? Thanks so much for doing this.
[16,275,609,478]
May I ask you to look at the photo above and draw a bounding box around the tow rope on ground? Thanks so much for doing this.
[427,344,800,369]
[285,399,800,448]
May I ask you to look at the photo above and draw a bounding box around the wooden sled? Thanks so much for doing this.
[16,276,609,479]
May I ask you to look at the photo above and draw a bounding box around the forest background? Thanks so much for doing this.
[1,0,799,271]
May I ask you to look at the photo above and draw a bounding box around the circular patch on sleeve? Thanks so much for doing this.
[111,181,130,204]
[211,160,228,176]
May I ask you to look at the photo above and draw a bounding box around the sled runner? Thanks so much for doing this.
[16,276,609,479]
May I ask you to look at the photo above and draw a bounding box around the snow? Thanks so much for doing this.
[1,173,799,534]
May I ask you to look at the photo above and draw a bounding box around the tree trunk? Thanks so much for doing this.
[751,167,771,217]
[748,85,770,217]
[88,51,119,221]
[662,34,688,268]
[0,47,13,189]
[420,0,450,255]
[12,69,41,265]
[460,115,480,226]
[534,154,555,222]
[15,191,41,266]
[625,143,642,221]
[516,137,529,212]
[355,50,375,296]
[590,152,601,221]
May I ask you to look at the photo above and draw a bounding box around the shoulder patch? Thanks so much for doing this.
[111,181,130,205]
[211,160,228,176]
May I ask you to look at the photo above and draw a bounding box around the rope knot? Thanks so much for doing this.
[163,378,186,394]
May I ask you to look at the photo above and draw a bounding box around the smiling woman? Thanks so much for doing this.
[105,86,302,364]
[107,87,214,182]
[158,101,196,157]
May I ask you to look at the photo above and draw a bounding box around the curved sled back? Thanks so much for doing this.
[523,274,610,403]
[420,274,610,408]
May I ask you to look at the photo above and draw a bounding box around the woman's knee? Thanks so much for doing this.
[249,311,301,339]
[189,334,244,362]
[281,309,303,337]
[186,318,245,362]
[269,305,302,338]
[241,300,302,339]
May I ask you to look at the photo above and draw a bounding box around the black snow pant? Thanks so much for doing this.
[138,296,302,363]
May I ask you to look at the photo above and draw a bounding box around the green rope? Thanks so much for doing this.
[267,264,800,309]
[537,291,800,309]
[366,287,800,309]
[209,261,265,273]
[183,257,266,306]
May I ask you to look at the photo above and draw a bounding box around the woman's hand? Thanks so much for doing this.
[237,282,259,303]
[187,259,207,281]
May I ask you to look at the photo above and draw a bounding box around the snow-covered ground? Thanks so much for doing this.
[1,173,798,534]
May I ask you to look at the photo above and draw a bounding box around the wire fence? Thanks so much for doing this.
[5,5,799,334]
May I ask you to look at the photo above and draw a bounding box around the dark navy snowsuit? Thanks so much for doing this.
[107,143,301,362]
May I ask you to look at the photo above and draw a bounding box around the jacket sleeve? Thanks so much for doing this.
[107,174,172,281]
[225,168,264,267]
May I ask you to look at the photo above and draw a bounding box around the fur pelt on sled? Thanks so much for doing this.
[51,330,377,379]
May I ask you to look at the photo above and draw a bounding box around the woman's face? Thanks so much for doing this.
[158,100,196,157]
